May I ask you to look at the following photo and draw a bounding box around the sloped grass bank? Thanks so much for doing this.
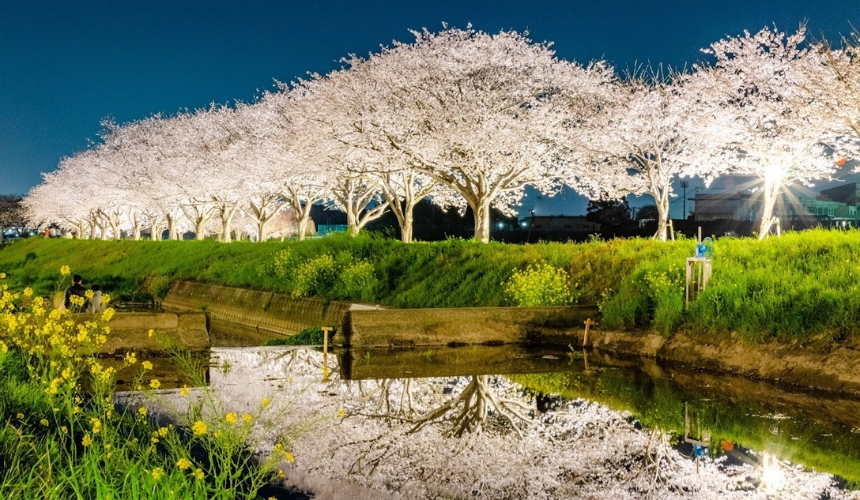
[1,230,860,343]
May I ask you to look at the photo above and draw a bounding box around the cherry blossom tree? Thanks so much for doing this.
[691,26,838,239]
[311,27,614,243]
[567,70,728,241]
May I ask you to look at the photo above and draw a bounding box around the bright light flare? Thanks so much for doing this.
[759,452,787,493]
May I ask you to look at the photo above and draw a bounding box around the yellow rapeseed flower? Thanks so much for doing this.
[85,289,94,299]
[0,272,6,279]
[225,412,238,424]
[60,265,70,276]
[82,433,92,447]
[176,458,191,471]
[149,379,161,390]
[285,452,295,464]
[151,467,164,481]
[261,398,270,407]
[15,413,22,419]
[147,329,154,338]
[125,352,137,365]
[23,287,33,297]
[338,408,345,418]
[241,413,252,424]
[179,385,189,397]
[191,420,208,436]
[138,407,148,417]
[141,361,153,370]
[40,419,49,427]
[90,417,102,434]
[194,469,205,480]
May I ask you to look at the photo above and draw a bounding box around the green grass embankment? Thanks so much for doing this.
[1,229,860,344]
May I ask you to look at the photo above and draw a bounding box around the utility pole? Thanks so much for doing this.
[680,181,689,220]
[527,209,534,243]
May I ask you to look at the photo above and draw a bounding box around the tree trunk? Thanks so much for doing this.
[220,211,235,243]
[400,211,413,243]
[150,222,163,241]
[471,200,491,243]
[653,192,670,242]
[297,215,311,241]
[346,209,360,236]
[167,215,178,240]
[257,219,268,242]
[195,218,207,241]
[758,177,782,240]
[77,220,88,240]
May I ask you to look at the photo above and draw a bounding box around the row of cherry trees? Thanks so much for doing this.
[22,25,860,243]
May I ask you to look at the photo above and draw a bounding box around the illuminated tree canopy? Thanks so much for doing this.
[22,25,856,242]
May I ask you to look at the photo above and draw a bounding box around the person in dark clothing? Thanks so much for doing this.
[63,274,88,311]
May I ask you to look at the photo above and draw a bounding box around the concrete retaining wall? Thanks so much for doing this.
[87,312,209,355]
[340,305,600,348]
[163,281,350,337]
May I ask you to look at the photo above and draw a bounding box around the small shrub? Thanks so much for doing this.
[147,275,172,302]
[504,263,574,307]
[291,254,337,298]
[338,259,378,302]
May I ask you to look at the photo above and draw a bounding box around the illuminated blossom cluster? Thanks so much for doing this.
[24,24,854,242]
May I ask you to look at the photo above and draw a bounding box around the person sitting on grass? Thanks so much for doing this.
[63,274,89,312]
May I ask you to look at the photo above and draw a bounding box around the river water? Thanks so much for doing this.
[114,339,860,500]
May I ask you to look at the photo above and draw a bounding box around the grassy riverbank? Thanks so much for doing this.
[1,230,859,343]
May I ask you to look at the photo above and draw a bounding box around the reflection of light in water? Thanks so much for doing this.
[759,452,787,493]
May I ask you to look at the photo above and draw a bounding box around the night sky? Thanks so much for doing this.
[2,0,859,217]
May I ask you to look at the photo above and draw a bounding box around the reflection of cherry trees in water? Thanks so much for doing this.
[198,349,853,499]
[356,375,531,438]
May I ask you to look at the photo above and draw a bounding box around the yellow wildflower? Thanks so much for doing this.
[191,420,208,436]
[149,379,161,390]
[147,329,154,338]
[125,352,137,364]
[151,467,164,481]
[261,398,270,407]
[138,407,148,417]
[23,287,33,297]
[85,289,94,299]
[179,385,189,397]
[225,412,238,424]
[61,426,68,434]
[15,413,23,419]
[40,419,49,427]
[176,458,191,470]
[194,469,205,480]
[338,408,346,418]
[60,265,70,276]
[82,433,92,447]
[141,361,153,370]
[285,452,295,463]
[90,417,102,434]
[157,426,169,437]
[0,272,5,278]
[242,413,252,424]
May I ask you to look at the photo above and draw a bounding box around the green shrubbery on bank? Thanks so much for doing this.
[1,229,860,343]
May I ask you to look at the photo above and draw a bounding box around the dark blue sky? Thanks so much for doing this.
[2,0,859,216]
